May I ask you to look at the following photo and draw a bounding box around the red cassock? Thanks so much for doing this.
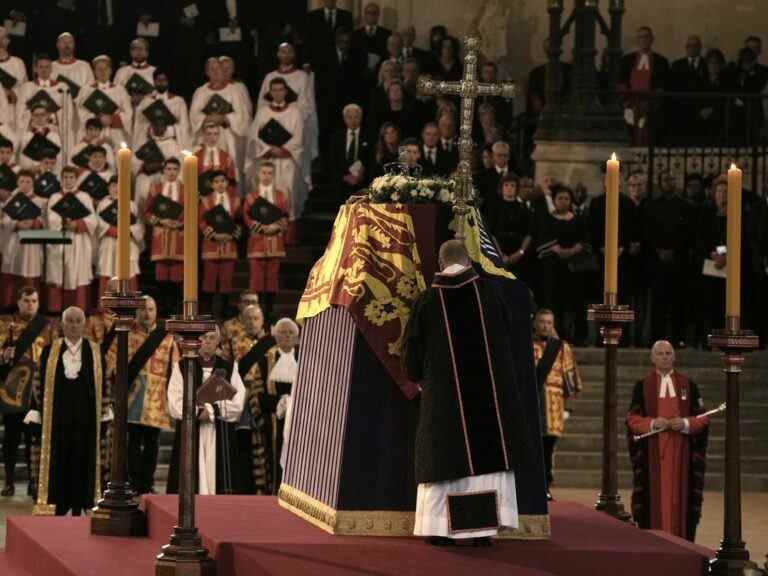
[627,371,709,539]
[143,180,185,282]
[199,190,241,293]
[194,145,238,195]
[242,188,288,293]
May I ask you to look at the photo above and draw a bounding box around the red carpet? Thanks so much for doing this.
[1,497,713,576]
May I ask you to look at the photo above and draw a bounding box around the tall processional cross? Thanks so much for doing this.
[418,34,517,237]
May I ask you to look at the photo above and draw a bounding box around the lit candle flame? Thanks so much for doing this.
[611,152,618,161]
[120,141,128,150]
[730,163,738,170]
[181,149,192,157]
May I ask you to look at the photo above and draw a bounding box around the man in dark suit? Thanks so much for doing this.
[330,103,372,203]
[620,26,669,144]
[401,26,433,75]
[436,112,459,176]
[476,141,514,211]
[419,122,441,177]
[352,3,391,91]
[667,35,708,144]
[305,0,353,72]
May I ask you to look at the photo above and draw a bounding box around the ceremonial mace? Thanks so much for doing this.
[91,146,147,536]
[632,403,726,442]
[155,152,217,576]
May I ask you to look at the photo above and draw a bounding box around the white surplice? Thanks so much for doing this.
[76,82,133,148]
[257,67,318,187]
[268,348,298,472]
[247,104,304,221]
[0,191,47,278]
[15,80,74,145]
[133,91,191,150]
[69,138,116,171]
[167,360,246,495]
[131,133,185,213]
[45,191,97,289]
[51,58,95,138]
[0,56,28,94]
[96,197,144,278]
[18,127,63,173]
[114,63,156,93]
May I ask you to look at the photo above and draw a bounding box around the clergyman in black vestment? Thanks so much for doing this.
[403,240,530,543]
[28,307,104,516]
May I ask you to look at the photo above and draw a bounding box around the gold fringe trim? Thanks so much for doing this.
[278,484,551,539]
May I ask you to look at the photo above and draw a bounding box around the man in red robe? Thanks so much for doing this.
[626,340,710,541]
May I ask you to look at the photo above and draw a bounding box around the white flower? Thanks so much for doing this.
[438,189,453,203]
[390,192,400,202]
[410,189,418,197]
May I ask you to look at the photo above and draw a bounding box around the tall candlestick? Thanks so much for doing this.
[182,152,198,305]
[116,144,132,281]
[726,164,742,319]
[604,153,620,303]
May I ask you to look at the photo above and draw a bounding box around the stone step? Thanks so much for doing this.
[555,451,768,475]
[551,469,768,492]
[569,398,768,420]
[557,433,760,456]
[574,348,768,369]
[563,416,768,437]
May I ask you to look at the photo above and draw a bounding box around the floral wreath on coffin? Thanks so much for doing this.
[366,173,457,205]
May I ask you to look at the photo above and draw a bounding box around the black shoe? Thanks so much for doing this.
[426,536,455,547]
[1,484,15,497]
[473,537,493,547]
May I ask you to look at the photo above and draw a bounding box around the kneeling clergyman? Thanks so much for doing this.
[403,240,529,546]
[26,307,107,516]
[167,326,245,495]
[626,340,710,541]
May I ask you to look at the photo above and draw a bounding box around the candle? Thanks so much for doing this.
[116,144,132,281]
[182,152,198,303]
[604,153,620,302]
[726,163,742,318]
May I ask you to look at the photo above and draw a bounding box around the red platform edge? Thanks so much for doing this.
[2,498,714,576]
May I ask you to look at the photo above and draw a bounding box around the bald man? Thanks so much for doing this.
[403,240,530,545]
[626,340,710,541]
[27,307,106,516]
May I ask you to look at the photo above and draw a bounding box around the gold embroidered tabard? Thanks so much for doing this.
[33,338,103,515]
[533,339,582,437]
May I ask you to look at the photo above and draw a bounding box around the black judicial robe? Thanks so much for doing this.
[166,355,240,495]
[32,338,103,515]
[403,266,529,484]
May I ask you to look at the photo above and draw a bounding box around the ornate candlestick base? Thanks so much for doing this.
[155,307,217,576]
[91,288,147,537]
[707,322,761,576]
[587,300,634,522]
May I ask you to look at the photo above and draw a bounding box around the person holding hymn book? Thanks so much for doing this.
[243,162,289,319]
[194,122,238,197]
[19,106,62,173]
[0,170,46,309]
[167,326,245,496]
[51,33,94,103]
[532,309,582,500]
[199,171,242,317]
[0,82,11,128]
[96,176,143,297]
[114,38,156,108]
[143,158,184,315]
[403,240,529,546]
[45,166,97,313]
[76,145,113,203]
[190,57,250,174]
[247,77,304,228]
[76,55,132,150]
[0,287,52,498]
[232,304,273,494]
[14,55,65,136]
[26,306,108,516]
[70,118,116,173]
[256,318,300,494]
[626,340,710,541]
[114,296,177,495]
[0,27,28,107]
[134,70,190,150]
[32,156,61,201]
[133,122,183,213]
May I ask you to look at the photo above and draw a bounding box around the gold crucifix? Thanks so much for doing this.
[417,33,516,237]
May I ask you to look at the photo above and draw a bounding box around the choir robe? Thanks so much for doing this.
[69,139,116,174]
[257,67,319,187]
[221,317,250,362]
[257,345,298,494]
[15,80,71,138]
[114,62,156,96]
[133,92,191,150]
[193,145,238,194]
[247,104,304,222]
[0,123,18,151]
[132,134,184,213]
[0,56,28,108]
[0,190,47,288]
[96,197,144,284]
[31,337,104,515]
[189,82,250,173]
[167,356,246,495]
[143,179,185,280]
[243,185,288,293]
[51,59,94,137]
[0,85,11,127]
[199,189,241,293]
[18,127,63,173]
[45,190,97,312]
[76,82,133,149]
[627,371,709,541]
[533,338,582,437]
[403,264,529,538]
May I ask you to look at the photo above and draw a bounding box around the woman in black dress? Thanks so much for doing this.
[535,184,588,342]
[485,174,533,280]
[372,122,401,178]
[696,176,728,339]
